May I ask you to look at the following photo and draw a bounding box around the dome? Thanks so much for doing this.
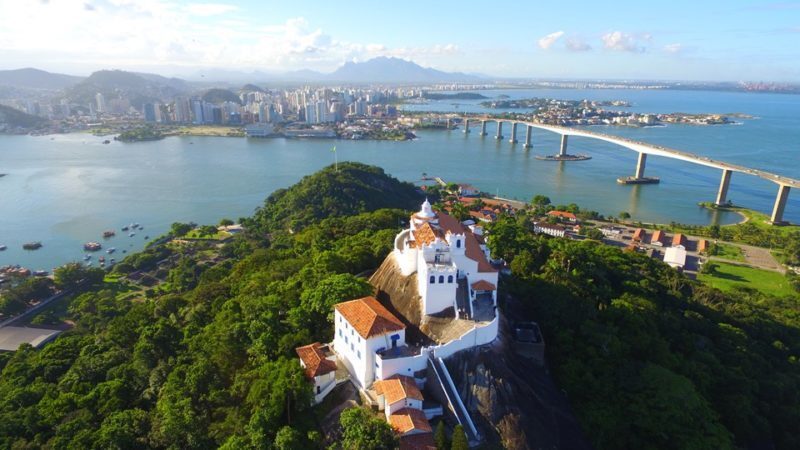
[417,199,436,219]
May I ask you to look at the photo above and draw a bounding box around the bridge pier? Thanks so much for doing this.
[524,125,532,149]
[635,152,647,179]
[463,119,470,133]
[559,135,568,156]
[479,120,487,136]
[715,169,732,206]
[495,122,503,140]
[770,184,791,224]
[509,122,518,144]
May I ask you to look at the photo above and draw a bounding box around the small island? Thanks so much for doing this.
[114,126,164,142]
[423,92,488,100]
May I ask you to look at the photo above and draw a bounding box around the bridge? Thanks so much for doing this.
[453,116,797,224]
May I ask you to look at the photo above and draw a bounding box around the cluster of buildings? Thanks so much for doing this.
[296,200,501,447]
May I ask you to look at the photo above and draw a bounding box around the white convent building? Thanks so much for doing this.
[298,200,501,447]
[394,199,498,317]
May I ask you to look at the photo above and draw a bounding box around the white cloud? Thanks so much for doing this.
[565,38,591,52]
[538,31,564,50]
[601,31,650,53]
[663,43,683,54]
[0,1,460,73]
[184,3,238,16]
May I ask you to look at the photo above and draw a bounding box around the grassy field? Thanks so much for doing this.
[168,126,244,137]
[708,242,744,261]
[698,261,796,297]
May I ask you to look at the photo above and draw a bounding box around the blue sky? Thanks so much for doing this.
[0,0,799,81]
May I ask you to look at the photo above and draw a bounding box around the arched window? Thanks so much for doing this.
[438,275,444,283]
[430,276,435,284]
[448,275,453,283]
[456,239,461,248]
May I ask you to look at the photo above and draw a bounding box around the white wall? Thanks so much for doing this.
[384,397,424,417]
[433,315,499,360]
[376,350,430,381]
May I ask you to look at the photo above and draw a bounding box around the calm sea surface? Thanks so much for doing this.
[1,88,799,270]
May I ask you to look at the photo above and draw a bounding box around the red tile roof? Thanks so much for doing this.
[547,210,577,220]
[651,230,665,244]
[400,432,437,450]
[335,296,405,339]
[412,222,445,247]
[389,408,432,434]
[632,228,645,241]
[373,374,424,405]
[471,280,496,291]
[672,233,686,246]
[295,342,337,379]
[437,213,497,273]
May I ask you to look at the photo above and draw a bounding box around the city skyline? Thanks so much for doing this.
[1,0,800,81]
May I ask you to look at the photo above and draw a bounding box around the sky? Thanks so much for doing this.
[1,0,799,81]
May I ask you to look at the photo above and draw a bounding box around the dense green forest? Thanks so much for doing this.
[0,104,46,129]
[487,214,800,450]
[0,162,797,449]
[0,163,420,449]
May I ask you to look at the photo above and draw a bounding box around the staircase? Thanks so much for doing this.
[426,354,481,446]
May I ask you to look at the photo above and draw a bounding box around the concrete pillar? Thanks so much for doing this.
[770,184,791,224]
[559,134,568,156]
[479,120,487,136]
[495,121,503,140]
[446,118,451,130]
[715,169,732,206]
[524,125,532,149]
[463,119,470,133]
[509,122,518,144]
[635,152,647,179]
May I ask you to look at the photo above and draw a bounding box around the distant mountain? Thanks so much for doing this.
[0,104,47,129]
[0,68,82,90]
[65,70,191,108]
[326,57,484,83]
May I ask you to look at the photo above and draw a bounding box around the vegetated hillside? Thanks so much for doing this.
[486,215,800,450]
[0,164,416,449]
[201,88,242,105]
[65,70,189,109]
[0,104,46,129]
[0,68,82,90]
[247,162,422,234]
[240,84,264,93]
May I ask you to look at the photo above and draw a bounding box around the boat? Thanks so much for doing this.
[144,235,150,240]
[83,254,92,261]
[98,256,105,263]
[133,223,139,228]
[103,230,116,238]
[121,225,129,231]
[23,241,42,250]
[33,270,49,277]
[107,247,116,254]
[102,140,111,144]
[83,242,102,251]
[109,258,116,264]
[0,245,6,251]
[129,232,136,237]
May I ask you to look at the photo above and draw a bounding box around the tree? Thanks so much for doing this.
[273,426,305,450]
[531,194,551,207]
[435,421,449,450]
[451,424,468,450]
[585,228,604,241]
[170,222,193,237]
[619,211,631,220]
[339,407,398,450]
[218,218,234,227]
[54,263,102,290]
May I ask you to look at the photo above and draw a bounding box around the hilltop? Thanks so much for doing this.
[65,70,190,108]
[0,68,82,90]
[248,162,422,233]
[0,104,47,130]
[328,57,483,83]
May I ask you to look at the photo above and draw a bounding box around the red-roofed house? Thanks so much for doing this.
[374,374,425,417]
[295,342,337,404]
[546,210,578,222]
[389,408,433,435]
[334,296,406,387]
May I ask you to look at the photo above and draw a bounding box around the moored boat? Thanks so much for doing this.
[23,241,42,250]
[107,247,116,254]
[0,244,6,251]
[103,230,116,238]
[83,242,102,251]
